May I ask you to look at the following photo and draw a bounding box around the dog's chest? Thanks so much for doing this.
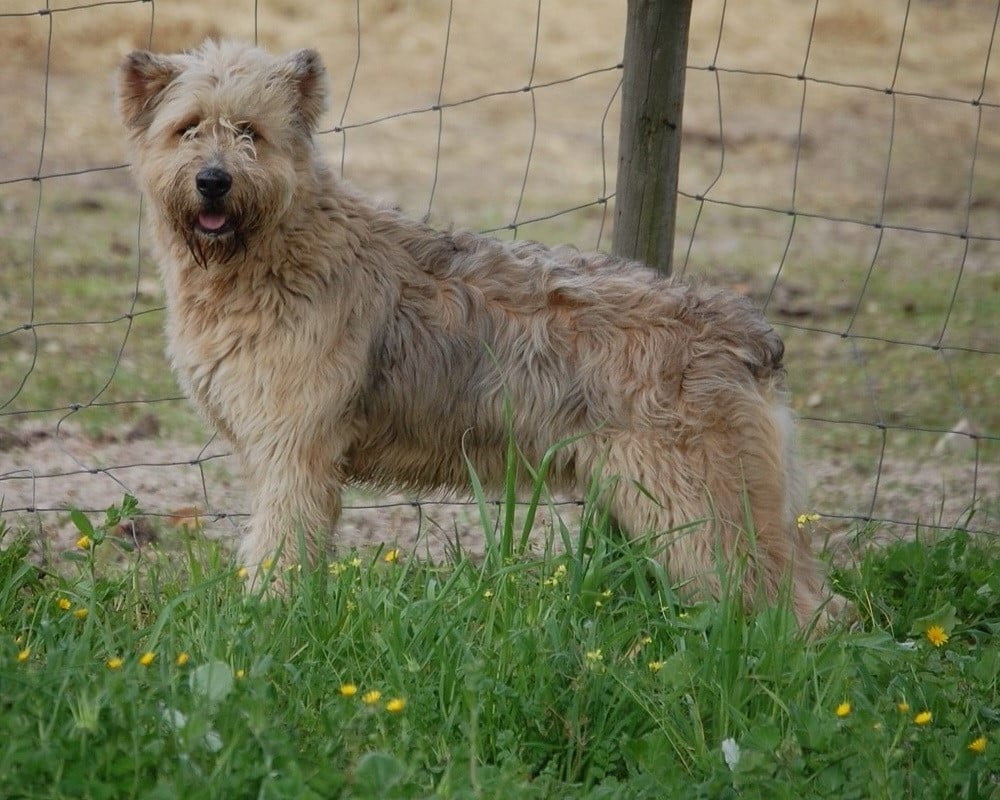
[162,273,302,412]
[168,308,284,416]
[163,280,366,446]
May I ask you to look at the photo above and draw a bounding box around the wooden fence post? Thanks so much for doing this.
[612,0,693,275]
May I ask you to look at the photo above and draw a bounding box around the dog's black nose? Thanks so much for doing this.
[195,167,232,200]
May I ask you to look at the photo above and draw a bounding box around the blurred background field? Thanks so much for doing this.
[0,0,997,558]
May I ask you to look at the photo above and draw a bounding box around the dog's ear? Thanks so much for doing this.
[118,50,182,131]
[281,49,329,133]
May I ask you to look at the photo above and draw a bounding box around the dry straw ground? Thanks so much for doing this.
[0,1,997,562]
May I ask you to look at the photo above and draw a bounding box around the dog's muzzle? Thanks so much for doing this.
[194,167,233,236]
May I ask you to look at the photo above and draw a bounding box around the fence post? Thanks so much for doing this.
[612,0,693,275]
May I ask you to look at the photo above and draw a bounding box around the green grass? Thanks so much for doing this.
[0,185,204,439]
[2,492,998,798]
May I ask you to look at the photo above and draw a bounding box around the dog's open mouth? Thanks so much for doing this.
[184,206,244,267]
[195,210,235,237]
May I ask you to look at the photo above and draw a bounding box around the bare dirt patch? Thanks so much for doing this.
[0,430,582,565]
[1,430,993,569]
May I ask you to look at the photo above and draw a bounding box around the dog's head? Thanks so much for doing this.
[118,40,328,267]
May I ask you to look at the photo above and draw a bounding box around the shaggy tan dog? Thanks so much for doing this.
[118,41,838,626]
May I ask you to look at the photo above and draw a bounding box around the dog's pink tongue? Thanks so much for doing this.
[198,212,227,231]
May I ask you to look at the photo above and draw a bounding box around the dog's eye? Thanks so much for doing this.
[237,123,258,141]
[177,121,200,138]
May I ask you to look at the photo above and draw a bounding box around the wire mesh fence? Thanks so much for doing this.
[0,1,996,561]
[676,1,998,542]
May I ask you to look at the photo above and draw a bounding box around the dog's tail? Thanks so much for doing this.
[684,288,787,379]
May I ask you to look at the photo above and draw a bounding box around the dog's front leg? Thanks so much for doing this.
[236,421,347,582]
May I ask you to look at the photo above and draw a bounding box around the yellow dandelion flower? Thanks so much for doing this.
[385,697,407,713]
[235,669,246,679]
[57,597,72,611]
[383,548,400,564]
[640,635,653,646]
[968,736,987,754]
[796,512,821,529]
[545,564,567,587]
[176,652,190,667]
[349,556,362,568]
[648,660,664,673]
[585,649,603,664]
[340,683,358,698]
[261,558,273,571]
[925,625,949,648]
[329,561,346,576]
[362,690,382,705]
[17,648,30,663]
[73,607,89,620]
[236,566,249,580]
[106,657,123,670]
[139,651,156,667]
[913,711,932,726]
[835,701,852,718]
[897,701,910,713]
[75,534,92,550]
[482,589,494,598]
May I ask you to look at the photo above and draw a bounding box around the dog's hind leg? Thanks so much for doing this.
[588,395,835,629]
[582,432,727,604]
[689,384,839,630]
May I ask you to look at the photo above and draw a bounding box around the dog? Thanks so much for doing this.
[118,40,839,627]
